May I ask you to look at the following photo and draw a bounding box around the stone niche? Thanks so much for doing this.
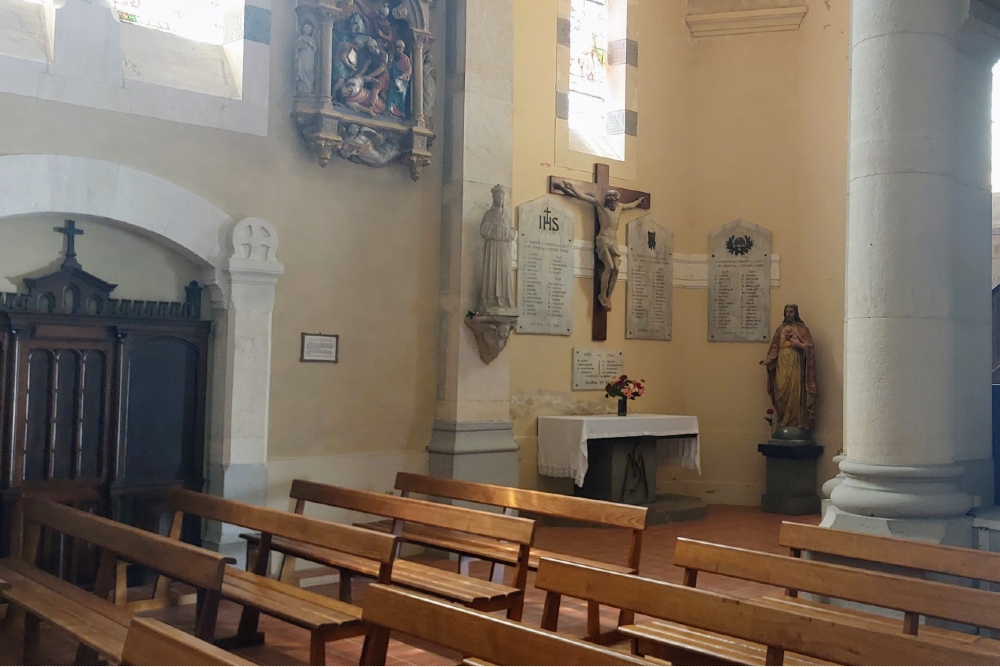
[292,0,438,181]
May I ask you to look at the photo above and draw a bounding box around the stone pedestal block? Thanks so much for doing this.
[758,443,823,515]
[427,420,519,488]
[575,437,657,505]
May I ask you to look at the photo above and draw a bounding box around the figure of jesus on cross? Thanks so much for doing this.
[550,164,650,341]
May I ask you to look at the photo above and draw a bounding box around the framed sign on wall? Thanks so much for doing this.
[301,333,339,363]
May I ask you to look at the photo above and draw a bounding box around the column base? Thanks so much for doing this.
[820,454,847,515]
[829,460,973,519]
[427,420,519,487]
[202,462,269,567]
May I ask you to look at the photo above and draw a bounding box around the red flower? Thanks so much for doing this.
[766,408,774,415]
[620,374,628,380]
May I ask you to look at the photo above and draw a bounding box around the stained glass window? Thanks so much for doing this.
[112,0,230,45]
[568,0,609,139]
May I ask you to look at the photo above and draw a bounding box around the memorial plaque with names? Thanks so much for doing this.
[708,219,772,342]
[572,348,625,391]
[626,214,673,341]
[516,195,575,336]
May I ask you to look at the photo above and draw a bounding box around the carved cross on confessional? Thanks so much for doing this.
[54,220,84,270]
[549,164,651,341]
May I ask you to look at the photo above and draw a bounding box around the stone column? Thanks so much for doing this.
[317,8,336,106]
[828,0,1000,542]
[204,219,284,562]
[429,0,518,485]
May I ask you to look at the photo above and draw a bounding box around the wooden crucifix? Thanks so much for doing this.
[549,164,651,341]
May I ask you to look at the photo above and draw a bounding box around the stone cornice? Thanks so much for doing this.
[685,6,808,38]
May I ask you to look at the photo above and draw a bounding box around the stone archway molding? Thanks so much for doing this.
[0,154,283,560]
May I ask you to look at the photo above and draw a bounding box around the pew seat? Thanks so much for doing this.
[0,558,130,662]
[359,520,636,574]
[618,620,832,666]
[257,480,536,620]
[263,534,527,610]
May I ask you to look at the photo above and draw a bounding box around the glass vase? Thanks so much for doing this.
[617,397,628,417]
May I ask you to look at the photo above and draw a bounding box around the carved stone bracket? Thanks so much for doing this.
[465,314,518,365]
[293,0,437,180]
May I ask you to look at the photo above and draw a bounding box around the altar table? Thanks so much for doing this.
[537,415,700,500]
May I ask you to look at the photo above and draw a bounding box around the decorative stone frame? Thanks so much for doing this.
[555,0,639,180]
[0,154,283,557]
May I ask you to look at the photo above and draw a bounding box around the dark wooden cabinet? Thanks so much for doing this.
[0,225,210,567]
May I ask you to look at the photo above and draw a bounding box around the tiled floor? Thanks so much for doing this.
[0,505,818,665]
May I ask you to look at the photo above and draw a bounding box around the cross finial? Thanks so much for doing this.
[54,220,84,270]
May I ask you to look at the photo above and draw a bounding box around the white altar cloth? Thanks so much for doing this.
[537,414,700,486]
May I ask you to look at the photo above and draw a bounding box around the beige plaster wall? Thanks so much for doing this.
[0,8,443,489]
[510,0,849,504]
[0,214,201,301]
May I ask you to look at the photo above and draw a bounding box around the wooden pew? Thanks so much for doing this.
[359,583,648,666]
[161,488,399,665]
[673,537,1000,648]
[391,472,647,638]
[122,618,254,666]
[780,520,1000,586]
[534,557,1000,666]
[0,496,228,665]
[257,479,535,620]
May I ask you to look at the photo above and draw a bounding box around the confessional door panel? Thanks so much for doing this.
[13,327,115,489]
[118,336,203,486]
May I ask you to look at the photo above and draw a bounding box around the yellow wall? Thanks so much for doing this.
[0,8,443,479]
[511,0,849,503]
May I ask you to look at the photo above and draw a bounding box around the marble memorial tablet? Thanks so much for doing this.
[516,195,575,336]
[572,348,624,391]
[626,215,673,341]
[708,219,772,342]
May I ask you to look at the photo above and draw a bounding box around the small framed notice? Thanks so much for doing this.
[301,333,339,363]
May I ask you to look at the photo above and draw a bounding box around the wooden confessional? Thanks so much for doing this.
[0,221,211,579]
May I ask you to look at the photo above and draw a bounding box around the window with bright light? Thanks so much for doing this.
[112,0,235,45]
[568,0,626,161]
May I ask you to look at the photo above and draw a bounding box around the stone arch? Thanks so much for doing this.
[0,154,283,561]
[0,154,232,273]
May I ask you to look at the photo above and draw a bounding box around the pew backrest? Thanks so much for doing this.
[361,583,647,666]
[674,538,1000,632]
[290,479,536,547]
[166,488,398,570]
[20,496,227,592]
[780,521,1000,585]
[121,618,253,666]
[394,472,647,530]
[534,557,1000,666]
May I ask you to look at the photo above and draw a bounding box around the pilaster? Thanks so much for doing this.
[432,0,517,484]
[203,218,284,561]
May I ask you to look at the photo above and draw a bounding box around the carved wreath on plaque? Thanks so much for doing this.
[293,0,437,181]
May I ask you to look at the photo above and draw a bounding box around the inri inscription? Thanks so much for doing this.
[516,195,575,336]
[708,219,772,343]
[626,215,673,341]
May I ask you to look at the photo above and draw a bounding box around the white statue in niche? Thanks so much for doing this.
[478,184,517,316]
[295,22,317,96]
[423,52,437,121]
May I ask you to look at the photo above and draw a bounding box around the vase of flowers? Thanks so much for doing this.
[605,375,646,417]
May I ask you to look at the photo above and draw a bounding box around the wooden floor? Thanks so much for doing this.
[0,505,819,666]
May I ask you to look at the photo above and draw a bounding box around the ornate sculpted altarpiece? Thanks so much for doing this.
[293,0,438,180]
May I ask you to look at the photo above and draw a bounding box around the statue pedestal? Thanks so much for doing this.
[758,441,823,515]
